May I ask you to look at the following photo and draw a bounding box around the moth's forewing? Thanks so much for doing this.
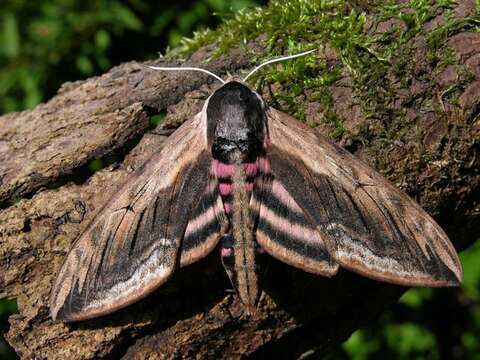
[49,113,227,322]
[263,108,462,286]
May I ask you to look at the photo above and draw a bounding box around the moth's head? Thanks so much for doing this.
[145,49,317,163]
[206,81,265,163]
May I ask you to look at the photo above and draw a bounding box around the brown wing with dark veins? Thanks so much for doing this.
[263,108,462,286]
[50,112,228,322]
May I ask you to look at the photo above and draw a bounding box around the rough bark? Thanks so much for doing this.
[1,2,479,359]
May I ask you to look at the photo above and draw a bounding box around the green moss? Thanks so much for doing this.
[175,0,373,137]
[172,0,479,143]
[431,46,456,71]
[427,15,480,51]
[425,3,480,74]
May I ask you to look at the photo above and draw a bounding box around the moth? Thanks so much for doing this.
[50,50,462,321]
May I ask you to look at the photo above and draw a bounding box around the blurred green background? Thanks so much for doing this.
[0,0,261,115]
[0,0,478,359]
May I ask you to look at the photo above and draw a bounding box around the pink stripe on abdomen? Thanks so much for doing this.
[244,162,258,177]
[212,160,259,178]
[213,159,264,217]
[219,183,233,196]
[212,160,235,178]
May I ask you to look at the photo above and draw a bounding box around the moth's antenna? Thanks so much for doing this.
[243,48,317,82]
[145,65,226,84]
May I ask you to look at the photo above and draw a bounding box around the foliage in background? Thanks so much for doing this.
[1,0,479,359]
[0,0,263,115]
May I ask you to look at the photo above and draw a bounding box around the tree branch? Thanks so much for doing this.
[1,1,479,359]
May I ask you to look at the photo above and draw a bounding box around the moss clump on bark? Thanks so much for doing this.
[175,0,478,143]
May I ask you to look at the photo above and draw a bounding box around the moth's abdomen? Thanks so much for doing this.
[212,159,258,215]
[212,158,269,309]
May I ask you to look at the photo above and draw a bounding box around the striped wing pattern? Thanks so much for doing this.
[252,171,339,276]
[261,108,462,287]
[50,114,227,321]
[180,175,228,267]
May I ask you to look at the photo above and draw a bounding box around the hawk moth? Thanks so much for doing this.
[50,51,462,321]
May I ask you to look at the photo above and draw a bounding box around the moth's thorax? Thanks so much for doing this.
[206,81,266,164]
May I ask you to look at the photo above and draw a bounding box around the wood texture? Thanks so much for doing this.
[1,2,479,358]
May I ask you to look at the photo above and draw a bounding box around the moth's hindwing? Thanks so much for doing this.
[49,114,226,322]
[252,172,339,276]
[265,108,462,286]
[180,175,229,267]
